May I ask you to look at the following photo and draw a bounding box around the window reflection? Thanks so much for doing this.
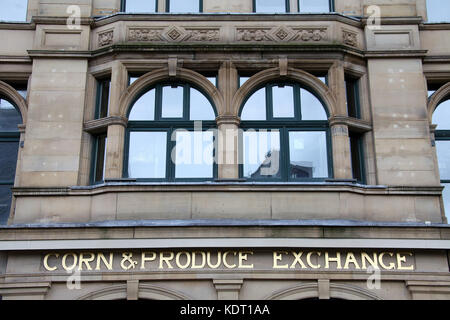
[0,0,27,22]
[129,89,156,120]
[255,0,287,13]
[0,97,22,131]
[432,100,450,130]
[426,0,450,23]
[124,0,157,12]
[162,86,184,118]
[289,131,328,178]
[442,183,450,222]
[301,89,327,120]
[272,85,295,118]
[243,130,281,179]
[168,0,200,13]
[190,88,215,120]
[241,88,266,120]
[128,132,167,178]
[299,0,331,13]
[174,131,214,178]
[436,141,450,180]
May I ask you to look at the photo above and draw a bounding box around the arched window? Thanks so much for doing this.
[0,95,22,224]
[239,82,331,181]
[124,82,217,181]
[433,97,450,221]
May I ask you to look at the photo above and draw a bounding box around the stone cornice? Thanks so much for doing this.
[84,116,128,134]
[31,16,95,26]
[329,116,372,133]
[364,50,428,59]
[216,115,240,126]
[420,23,450,31]
[361,17,423,26]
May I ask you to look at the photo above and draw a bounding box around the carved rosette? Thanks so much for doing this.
[128,26,220,43]
[342,29,358,47]
[98,30,114,47]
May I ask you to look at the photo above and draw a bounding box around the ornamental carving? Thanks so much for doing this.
[294,28,327,42]
[128,26,220,42]
[236,26,328,42]
[98,30,114,47]
[342,29,358,47]
[236,28,272,41]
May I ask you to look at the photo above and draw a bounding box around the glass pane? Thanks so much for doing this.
[174,131,214,178]
[239,77,250,87]
[94,136,107,183]
[0,0,27,22]
[0,98,22,131]
[442,183,450,223]
[318,77,326,85]
[128,132,167,178]
[0,185,13,225]
[289,131,328,178]
[428,90,435,98]
[299,0,330,12]
[436,140,450,180]
[98,80,110,118]
[161,86,184,118]
[345,79,359,118]
[190,88,215,121]
[129,89,156,120]
[207,77,216,87]
[129,76,139,86]
[125,0,156,12]
[255,0,286,13]
[241,88,266,120]
[432,100,450,130]
[272,85,295,118]
[243,130,281,179]
[300,89,327,120]
[0,141,19,181]
[169,0,200,12]
[427,0,450,22]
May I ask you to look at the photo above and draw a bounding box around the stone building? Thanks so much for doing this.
[0,0,450,300]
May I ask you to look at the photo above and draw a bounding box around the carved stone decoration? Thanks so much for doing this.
[98,30,114,47]
[236,28,272,41]
[128,28,163,42]
[292,28,328,42]
[342,29,358,47]
[166,26,184,41]
[184,29,220,42]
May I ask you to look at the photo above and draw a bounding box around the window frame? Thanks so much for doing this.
[345,76,361,119]
[124,82,218,182]
[349,131,366,184]
[95,78,111,119]
[238,83,332,182]
[298,0,334,13]
[90,133,107,185]
[121,0,158,13]
[253,0,290,13]
[165,0,203,13]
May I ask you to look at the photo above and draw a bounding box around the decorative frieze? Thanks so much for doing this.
[342,29,358,47]
[98,30,114,47]
[128,26,220,43]
[129,28,163,41]
[236,26,328,42]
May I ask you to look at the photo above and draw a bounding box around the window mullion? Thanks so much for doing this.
[282,127,289,181]
[184,84,190,121]
[167,127,175,181]
[266,85,273,121]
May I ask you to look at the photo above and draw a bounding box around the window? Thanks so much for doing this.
[125,82,217,181]
[349,131,365,183]
[92,134,107,184]
[345,76,360,119]
[298,0,332,13]
[0,95,22,224]
[426,0,450,23]
[0,0,28,22]
[239,83,331,181]
[433,97,450,221]
[95,78,111,119]
[166,0,202,13]
[122,0,157,13]
[254,0,288,13]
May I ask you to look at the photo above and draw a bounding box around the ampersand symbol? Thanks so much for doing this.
[121,252,138,270]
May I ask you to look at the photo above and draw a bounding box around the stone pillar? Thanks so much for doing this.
[328,61,348,116]
[213,280,243,300]
[330,121,352,180]
[218,61,238,115]
[217,116,240,180]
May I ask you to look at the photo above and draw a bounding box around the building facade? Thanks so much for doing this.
[0,0,450,300]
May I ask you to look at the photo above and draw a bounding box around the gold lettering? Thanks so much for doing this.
[361,252,379,270]
[290,252,307,269]
[306,251,321,269]
[95,253,113,271]
[325,252,342,269]
[273,251,289,269]
[191,251,206,269]
[396,252,414,271]
[159,252,174,269]
[62,253,78,271]
[43,253,59,271]
[343,252,361,270]
[223,251,237,269]
[378,252,395,270]
[175,251,191,269]
[78,252,95,271]
[141,252,156,270]
[238,251,254,269]
[207,251,222,269]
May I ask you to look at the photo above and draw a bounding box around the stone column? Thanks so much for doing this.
[329,119,352,180]
[217,116,240,180]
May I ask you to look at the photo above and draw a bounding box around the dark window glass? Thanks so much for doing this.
[426,0,450,23]
[124,0,157,12]
[243,130,281,179]
[0,186,13,225]
[93,135,107,183]
[299,0,331,12]
[254,0,287,13]
[349,132,364,183]
[96,79,110,119]
[0,141,19,181]
[0,97,23,132]
[168,0,200,13]
[345,77,360,118]
[0,0,28,22]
